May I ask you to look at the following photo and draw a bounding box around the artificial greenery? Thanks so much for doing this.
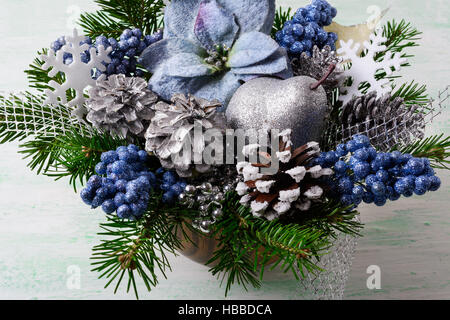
[79,0,165,39]
[91,193,199,299]
[395,134,450,170]
[91,191,362,298]
[19,129,127,191]
[0,1,448,299]
[271,6,292,38]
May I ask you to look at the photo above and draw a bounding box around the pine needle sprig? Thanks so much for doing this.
[271,6,292,38]
[207,192,360,296]
[18,129,128,191]
[395,134,450,169]
[391,81,429,107]
[79,0,165,39]
[91,194,200,299]
[376,19,422,63]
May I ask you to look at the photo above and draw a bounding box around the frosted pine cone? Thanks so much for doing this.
[86,75,158,139]
[291,45,344,95]
[144,93,226,178]
[340,92,426,151]
[236,129,333,221]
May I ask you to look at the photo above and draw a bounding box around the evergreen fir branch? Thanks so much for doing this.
[91,194,200,299]
[396,134,450,169]
[18,129,127,191]
[375,19,421,63]
[79,0,165,39]
[207,193,360,295]
[391,81,429,107]
[271,6,292,38]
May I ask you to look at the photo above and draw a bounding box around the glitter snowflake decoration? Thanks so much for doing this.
[41,29,112,119]
[337,30,408,106]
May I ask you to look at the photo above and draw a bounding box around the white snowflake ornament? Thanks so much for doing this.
[41,29,112,119]
[337,30,408,106]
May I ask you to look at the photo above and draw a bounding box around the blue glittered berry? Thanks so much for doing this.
[340,194,354,206]
[101,151,119,164]
[162,191,177,204]
[362,192,374,204]
[406,158,425,175]
[102,199,117,214]
[352,185,365,198]
[371,181,386,196]
[163,171,178,185]
[80,188,95,205]
[114,192,127,207]
[376,170,389,183]
[87,175,103,190]
[334,160,348,174]
[394,178,409,195]
[117,205,132,219]
[353,161,370,179]
[365,174,378,186]
[336,144,347,157]
[353,148,369,161]
[428,176,441,191]
[346,140,360,152]
[338,177,353,194]
[373,196,387,206]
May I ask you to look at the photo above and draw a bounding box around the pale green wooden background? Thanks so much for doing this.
[0,0,448,299]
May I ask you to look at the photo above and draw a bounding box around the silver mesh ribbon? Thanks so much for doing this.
[323,86,449,151]
[298,225,359,300]
[0,91,92,139]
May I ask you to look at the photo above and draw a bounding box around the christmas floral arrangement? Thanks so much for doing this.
[1,0,449,298]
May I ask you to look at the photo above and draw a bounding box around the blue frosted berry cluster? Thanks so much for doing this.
[275,0,338,57]
[51,28,163,78]
[80,145,157,220]
[155,168,187,205]
[313,135,442,207]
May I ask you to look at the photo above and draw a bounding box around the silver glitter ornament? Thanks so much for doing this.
[212,208,223,219]
[226,76,328,148]
[200,220,212,232]
[185,185,196,194]
[291,45,344,97]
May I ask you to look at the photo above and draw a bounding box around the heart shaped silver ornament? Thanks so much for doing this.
[225,76,329,148]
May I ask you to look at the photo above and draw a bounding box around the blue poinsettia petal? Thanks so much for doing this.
[231,48,292,76]
[148,66,209,101]
[194,72,244,111]
[163,0,201,43]
[227,31,279,68]
[194,0,239,49]
[218,0,275,35]
[139,38,204,74]
[165,53,213,78]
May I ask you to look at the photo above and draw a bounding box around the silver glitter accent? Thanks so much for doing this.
[226,76,329,148]
[144,93,226,177]
[299,217,359,300]
[86,74,158,139]
[291,45,344,97]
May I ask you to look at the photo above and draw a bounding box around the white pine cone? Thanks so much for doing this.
[236,130,332,220]
[86,74,158,139]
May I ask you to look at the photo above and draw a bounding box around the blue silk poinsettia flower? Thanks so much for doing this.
[139,0,292,111]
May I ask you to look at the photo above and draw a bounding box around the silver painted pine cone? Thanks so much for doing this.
[86,74,158,139]
[144,93,226,178]
[340,91,425,151]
